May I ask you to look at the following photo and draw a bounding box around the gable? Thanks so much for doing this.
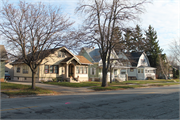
[79,48,95,63]
[118,52,131,67]
[137,53,150,67]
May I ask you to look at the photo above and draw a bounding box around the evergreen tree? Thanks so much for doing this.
[113,27,125,53]
[173,68,176,78]
[145,25,163,67]
[132,25,145,52]
[123,28,134,52]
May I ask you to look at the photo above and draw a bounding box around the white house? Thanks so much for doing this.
[79,47,128,82]
[118,52,156,80]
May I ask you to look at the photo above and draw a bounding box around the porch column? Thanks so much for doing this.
[66,64,68,78]
[74,66,76,77]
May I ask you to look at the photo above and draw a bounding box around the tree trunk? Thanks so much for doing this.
[32,71,36,89]
[102,61,108,87]
[110,66,112,83]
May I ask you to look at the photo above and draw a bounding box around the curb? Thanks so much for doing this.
[1,93,10,99]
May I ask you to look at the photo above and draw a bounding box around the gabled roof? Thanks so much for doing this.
[12,47,63,64]
[82,47,119,63]
[0,45,8,60]
[83,48,101,63]
[125,52,143,66]
[12,47,79,64]
[76,55,92,65]
[11,47,92,65]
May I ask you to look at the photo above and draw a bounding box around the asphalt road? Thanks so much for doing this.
[1,85,180,119]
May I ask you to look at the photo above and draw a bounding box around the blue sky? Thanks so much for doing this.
[0,0,179,55]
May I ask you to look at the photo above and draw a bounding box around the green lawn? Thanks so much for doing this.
[90,85,145,91]
[43,81,101,87]
[1,82,58,96]
[43,79,180,91]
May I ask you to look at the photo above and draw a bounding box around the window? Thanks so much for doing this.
[84,67,87,74]
[80,67,83,74]
[45,65,49,73]
[17,66,20,73]
[130,68,134,72]
[76,66,87,74]
[44,65,58,74]
[121,72,126,74]
[23,66,28,74]
[141,59,146,64]
[54,66,58,74]
[141,69,144,73]
[76,67,79,74]
[58,51,65,57]
[114,69,117,75]
[91,68,96,75]
[50,66,53,73]
[138,69,140,73]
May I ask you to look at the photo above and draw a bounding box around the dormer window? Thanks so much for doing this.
[58,51,65,57]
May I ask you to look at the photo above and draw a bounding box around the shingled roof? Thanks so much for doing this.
[125,52,143,66]
[83,48,101,63]
[76,55,92,65]
[12,47,60,64]
[0,45,8,61]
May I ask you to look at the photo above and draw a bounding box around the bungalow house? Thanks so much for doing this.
[0,45,8,82]
[11,47,92,82]
[79,47,128,82]
[118,52,156,80]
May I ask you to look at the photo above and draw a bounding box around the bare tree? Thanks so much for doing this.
[0,1,74,89]
[169,38,180,64]
[158,54,170,79]
[76,0,150,87]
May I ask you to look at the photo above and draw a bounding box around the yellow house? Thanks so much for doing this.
[12,47,92,82]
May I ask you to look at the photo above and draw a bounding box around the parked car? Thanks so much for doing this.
[5,73,11,80]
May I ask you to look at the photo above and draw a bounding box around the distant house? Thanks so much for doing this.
[118,52,156,80]
[11,47,92,82]
[0,45,8,82]
[5,62,14,79]
[79,47,127,82]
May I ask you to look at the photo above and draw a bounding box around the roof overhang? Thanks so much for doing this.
[61,57,81,65]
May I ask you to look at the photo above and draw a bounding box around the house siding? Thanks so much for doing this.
[13,48,90,82]
[88,64,100,81]
[0,61,5,81]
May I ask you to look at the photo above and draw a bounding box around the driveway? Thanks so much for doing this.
[7,81,95,94]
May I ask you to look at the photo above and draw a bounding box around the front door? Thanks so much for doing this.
[69,64,74,77]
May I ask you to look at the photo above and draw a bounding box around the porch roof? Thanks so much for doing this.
[98,65,130,69]
[61,57,81,64]
[137,66,156,69]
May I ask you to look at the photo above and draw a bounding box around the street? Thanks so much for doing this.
[1,85,180,119]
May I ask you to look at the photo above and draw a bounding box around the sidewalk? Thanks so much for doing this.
[1,81,95,99]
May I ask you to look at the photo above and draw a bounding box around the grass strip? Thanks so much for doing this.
[149,82,180,86]
[1,82,30,90]
[1,82,58,96]
[90,85,144,91]
[43,81,101,87]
